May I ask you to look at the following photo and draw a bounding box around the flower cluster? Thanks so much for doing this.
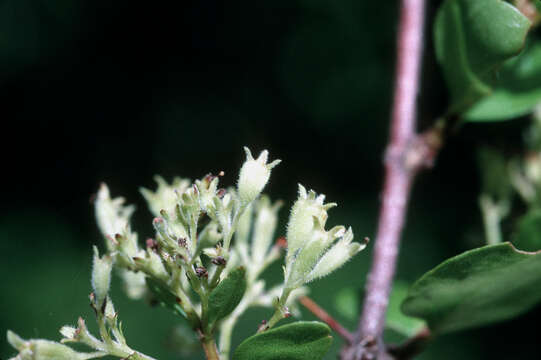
[6,147,365,360]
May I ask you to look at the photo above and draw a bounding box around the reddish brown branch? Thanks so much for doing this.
[387,327,431,360]
[299,296,354,344]
[342,0,429,358]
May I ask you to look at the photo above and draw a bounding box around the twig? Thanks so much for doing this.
[299,296,354,344]
[387,327,431,360]
[343,0,430,358]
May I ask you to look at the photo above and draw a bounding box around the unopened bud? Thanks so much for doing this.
[237,147,281,205]
[59,326,77,340]
[306,228,363,282]
[7,331,95,360]
[286,184,336,263]
[91,246,113,306]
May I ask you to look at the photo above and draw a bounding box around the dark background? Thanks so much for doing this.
[1,1,539,359]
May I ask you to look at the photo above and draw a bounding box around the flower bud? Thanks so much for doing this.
[59,326,77,341]
[91,246,113,306]
[7,331,99,360]
[237,147,281,205]
[7,330,26,350]
[286,184,336,263]
[140,176,190,217]
[195,174,220,213]
[306,228,365,282]
[146,249,169,281]
[95,184,135,252]
[282,187,365,292]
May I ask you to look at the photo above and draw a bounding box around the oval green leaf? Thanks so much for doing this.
[434,0,530,113]
[402,242,541,334]
[233,321,333,360]
[208,266,247,324]
[465,43,541,122]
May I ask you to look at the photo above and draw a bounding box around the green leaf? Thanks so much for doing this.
[233,321,333,360]
[208,266,246,324]
[465,43,541,122]
[402,242,541,334]
[513,209,541,252]
[434,0,530,113]
[386,281,426,338]
[145,277,186,318]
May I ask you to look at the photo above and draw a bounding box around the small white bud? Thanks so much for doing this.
[91,246,113,306]
[282,186,365,294]
[286,184,336,263]
[7,330,26,350]
[237,147,281,205]
[104,297,116,319]
[95,184,135,252]
[59,326,77,340]
[146,250,168,280]
[32,340,98,360]
[306,228,364,282]
[7,331,99,360]
[140,176,190,216]
[195,174,220,213]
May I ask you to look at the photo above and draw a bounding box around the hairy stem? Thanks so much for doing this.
[258,287,293,333]
[344,0,428,358]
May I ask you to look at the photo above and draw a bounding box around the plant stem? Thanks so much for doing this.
[258,287,293,333]
[343,0,428,358]
[201,335,220,360]
[218,317,236,360]
[299,296,354,344]
[387,326,431,360]
[479,195,504,245]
